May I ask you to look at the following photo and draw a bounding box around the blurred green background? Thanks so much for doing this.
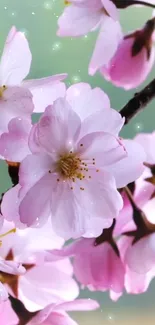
[0,0,155,323]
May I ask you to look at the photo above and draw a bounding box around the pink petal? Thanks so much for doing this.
[0,283,8,302]
[66,83,110,121]
[57,5,102,37]
[19,262,79,312]
[19,153,52,189]
[77,132,127,166]
[0,86,33,134]
[30,99,81,155]
[0,258,25,275]
[143,198,155,224]
[125,234,155,273]
[81,109,124,138]
[0,300,19,324]
[56,299,99,312]
[135,132,155,164]
[101,0,118,20]
[19,173,52,226]
[101,37,155,90]
[105,139,146,188]
[1,185,26,228]
[0,117,31,161]
[89,16,122,75]
[125,267,155,294]
[23,75,67,113]
[51,171,123,239]
[0,26,31,85]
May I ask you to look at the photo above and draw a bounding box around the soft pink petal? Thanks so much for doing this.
[77,132,127,166]
[0,87,33,134]
[1,185,26,228]
[0,300,19,324]
[143,198,155,224]
[56,299,99,312]
[101,37,155,90]
[125,234,155,273]
[135,132,155,164]
[0,117,31,161]
[51,171,123,239]
[30,99,81,155]
[23,75,67,113]
[19,262,79,312]
[19,173,52,226]
[0,258,25,275]
[57,5,102,37]
[19,153,52,189]
[125,266,155,294]
[101,0,118,20]
[105,139,146,188]
[0,26,31,85]
[81,108,124,138]
[66,83,110,121]
[0,283,8,302]
[89,16,122,75]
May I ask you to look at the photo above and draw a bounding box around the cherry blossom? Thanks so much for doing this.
[1,86,146,239]
[0,26,67,113]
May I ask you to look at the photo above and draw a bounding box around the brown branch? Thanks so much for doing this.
[112,0,155,9]
[120,78,155,124]
[9,295,37,325]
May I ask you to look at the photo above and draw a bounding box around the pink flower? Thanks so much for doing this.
[47,237,125,301]
[0,26,67,113]
[58,1,122,76]
[0,300,19,325]
[1,84,146,239]
[0,221,79,312]
[100,18,155,89]
[27,299,99,325]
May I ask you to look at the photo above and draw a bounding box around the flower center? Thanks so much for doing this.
[0,85,7,98]
[56,152,83,180]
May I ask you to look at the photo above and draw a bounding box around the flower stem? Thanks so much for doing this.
[120,78,155,124]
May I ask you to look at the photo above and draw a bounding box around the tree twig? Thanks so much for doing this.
[120,78,155,124]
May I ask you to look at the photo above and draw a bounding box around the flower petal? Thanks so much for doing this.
[23,75,67,113]
[19,262,79,312]
[19,174,52,227]
[32,99,81,155]
[0,26,31,85]
[89,16,122,75]
[125,234,155,273]
[77,132,127,167]
[57,5,102,37]
[105,139,146,188]
[0,117,31,161]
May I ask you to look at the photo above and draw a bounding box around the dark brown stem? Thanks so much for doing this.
[9,295,37,325]
[112,0,155,9]
[120,78,155,124]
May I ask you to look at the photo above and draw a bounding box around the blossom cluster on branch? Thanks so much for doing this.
[0,0,155,324]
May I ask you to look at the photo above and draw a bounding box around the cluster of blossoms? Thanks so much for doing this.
[0,1,155,324]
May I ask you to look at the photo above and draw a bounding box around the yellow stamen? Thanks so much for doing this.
[0,228,16,239]
[0,85,7,98]
[64,0,70,5]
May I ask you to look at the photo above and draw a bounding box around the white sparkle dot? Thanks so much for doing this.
[43,1,52,10]
[32,11,36,15]
[71,75,81,83]
[134,122,143,132]
[52,41,62,51]
[4,6,7,10]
